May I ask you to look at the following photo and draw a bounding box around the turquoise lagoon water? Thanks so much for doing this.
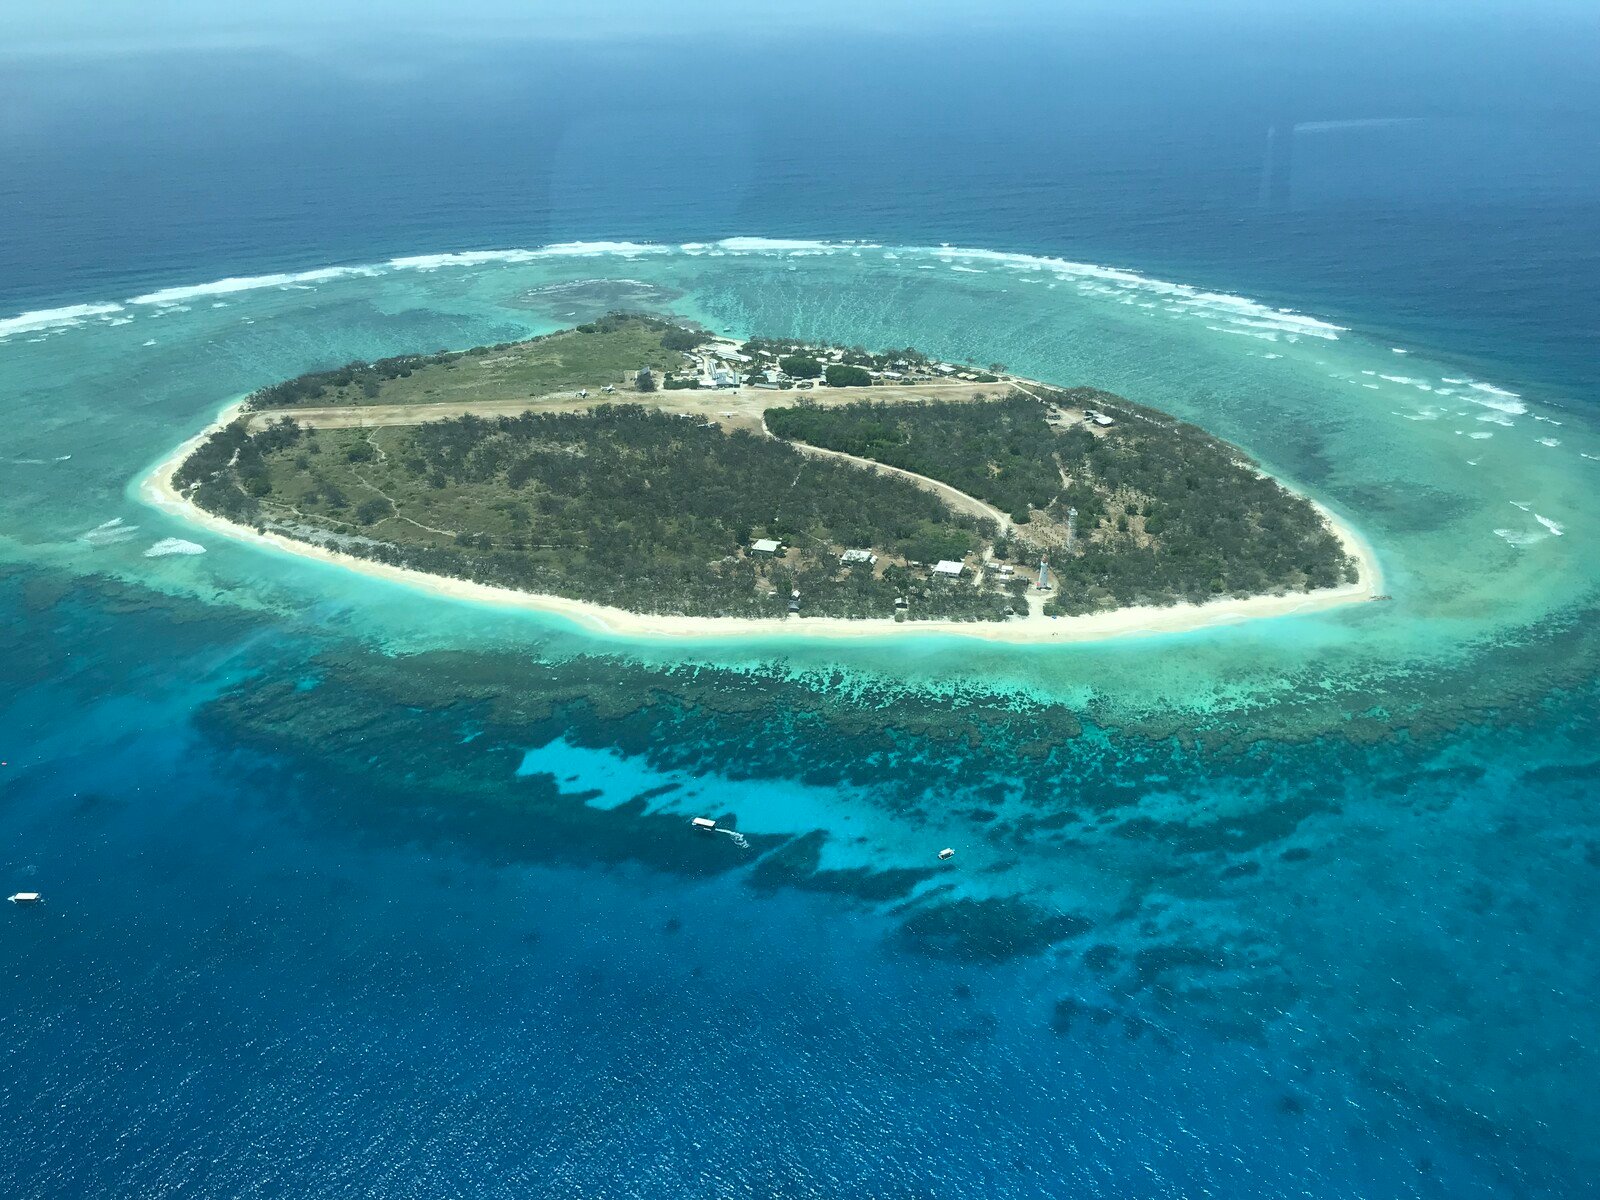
[4,240,1599,1196]
[7,242,1593,706]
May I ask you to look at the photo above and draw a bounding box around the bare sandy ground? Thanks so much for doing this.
[139,400,1383,646]
[243,377,1013,432]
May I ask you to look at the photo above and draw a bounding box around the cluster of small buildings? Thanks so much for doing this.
[931,363,1000,383]
[751,537,976,581]
[1046,404,1116,430]
[672,337,998,392]
[743,536,1064,618]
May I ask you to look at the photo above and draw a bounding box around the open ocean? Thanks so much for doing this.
[3,8,1600,1197]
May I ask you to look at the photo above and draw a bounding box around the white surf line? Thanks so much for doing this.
[0,238,1337,346]
[4,237,1548,441]
[0,302,126,338]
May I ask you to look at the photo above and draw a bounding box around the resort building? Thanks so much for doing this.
[750,538,782,555]
[933,559,966,577]
[840,549,878,565]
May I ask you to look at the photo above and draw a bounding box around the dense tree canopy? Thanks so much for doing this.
[768,394,1059,516]
[824,364,873,388]
[768,390,1356,613]
[779,355,822,379]
[179,407,1019,621]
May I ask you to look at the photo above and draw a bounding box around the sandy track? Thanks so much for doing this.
[246,378,1012,431]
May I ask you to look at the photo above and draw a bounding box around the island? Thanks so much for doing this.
[145,312,1379,641]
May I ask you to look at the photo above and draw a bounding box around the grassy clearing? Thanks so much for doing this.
[248,313,690,410]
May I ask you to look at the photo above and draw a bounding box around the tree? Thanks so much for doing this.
[780,354,822,379]
[660,328,700,352]
[824,364,872,388]
[635,368,657,393]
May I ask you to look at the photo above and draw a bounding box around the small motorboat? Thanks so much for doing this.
[938,848,955,862]
[691,817,717,832]
[8,892,42,905]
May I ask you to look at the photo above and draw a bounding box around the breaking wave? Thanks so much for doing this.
[78,518,139,546]
[0,237,1531,397]
[1495,529,1547,547]
[144,537,207,557]
[128,266,383,307]
[0,240,1346,350]
[0,302,124,339]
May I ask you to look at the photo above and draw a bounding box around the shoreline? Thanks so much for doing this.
[136,401,1384,646]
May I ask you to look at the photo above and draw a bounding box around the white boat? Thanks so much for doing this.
[938,848,955,861]
[691,817,717,831]
[8,892,41,904]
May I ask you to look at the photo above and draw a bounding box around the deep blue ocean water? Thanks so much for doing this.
[3,8,1600,1197]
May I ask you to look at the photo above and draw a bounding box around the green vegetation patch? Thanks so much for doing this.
[245,312,692,410]
[177,407,1024,621]
[824,364,873,388]
[767,393,1062,517]
[767,390,1357,613]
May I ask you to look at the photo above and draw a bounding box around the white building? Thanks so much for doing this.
[933,560,965,577]
[840,549,878,565]
[751,538,782,555]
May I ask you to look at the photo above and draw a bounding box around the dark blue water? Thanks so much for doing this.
[4,8,1600,1197]
[10,579,1590,1198]
[4,12,1599,394]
